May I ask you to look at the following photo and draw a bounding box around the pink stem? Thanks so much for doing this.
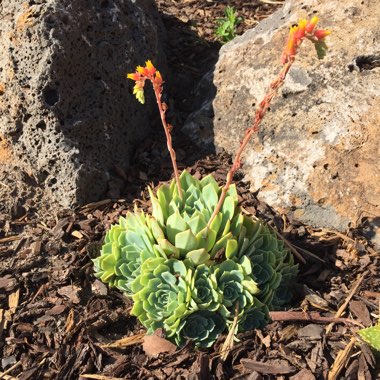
[152,82,183,198]
[208,60,294,226]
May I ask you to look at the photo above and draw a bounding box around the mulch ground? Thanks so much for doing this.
[1,1,379,379]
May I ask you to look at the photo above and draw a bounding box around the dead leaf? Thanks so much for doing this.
[143,332,177,356]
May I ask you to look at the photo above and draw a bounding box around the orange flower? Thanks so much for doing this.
[136,65,149,76]
[281,17,330,64]
[294,19,307,40]
[305,16,319,33]
[145,60,156,76]
[127,60,163,104]
[314,29,331,40]
[127,72,141,81]
[133,81,145,104]
[281,26,297,64]
[155,70,163,85]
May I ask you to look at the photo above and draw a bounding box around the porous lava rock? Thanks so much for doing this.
[184,0,380,234]
[0,0,166,208]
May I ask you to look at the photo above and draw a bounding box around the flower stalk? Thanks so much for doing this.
[207,17,330,226]
[127,61,183,198]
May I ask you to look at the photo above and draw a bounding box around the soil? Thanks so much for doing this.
[1,1,379,379]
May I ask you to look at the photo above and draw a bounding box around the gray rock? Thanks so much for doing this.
[0,0,166,208]
[183,0,380,232]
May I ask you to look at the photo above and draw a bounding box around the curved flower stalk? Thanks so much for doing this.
[208,16,330,226]
[127,60,182,198]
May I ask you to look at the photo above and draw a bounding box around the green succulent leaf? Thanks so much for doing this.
[186,249,210,266]
[358,324,380,351]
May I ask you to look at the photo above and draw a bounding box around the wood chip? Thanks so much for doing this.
[65,309,75,333]
[8,289,20,314]
[30,240,42,255]
[241,359,296,375]
[0,276,17,292]
[0,236,21,244]
[58,285,81,304]
[80,375,125,380]
[290,368,316,380]
[326,272,367,334]
[349,300,372,327]
[100,333,145,348]
[46,305,67,316]
[71,230,84,239]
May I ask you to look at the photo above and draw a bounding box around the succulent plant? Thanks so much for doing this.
[188,264,221,312]
[358,324,380,351]
[227,215,298,311]
[94,170,298,347]
[130,257,191,335]
[148,170,241,266]
[238,299,269,332]
[92,211,160,295]
[213,258,259,321]
[175,310,226,348]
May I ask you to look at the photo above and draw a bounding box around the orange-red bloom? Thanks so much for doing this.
[127,60,163,104]
[281,17,330,64]
[127,72,142,81]
[305,16,319,33]
[314,29,331,40]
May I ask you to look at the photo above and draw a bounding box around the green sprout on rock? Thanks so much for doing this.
[215,6,243,43]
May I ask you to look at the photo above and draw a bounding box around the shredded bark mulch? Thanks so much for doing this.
[1,1,379,379]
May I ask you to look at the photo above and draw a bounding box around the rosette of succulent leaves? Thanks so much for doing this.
[93,171,297,348]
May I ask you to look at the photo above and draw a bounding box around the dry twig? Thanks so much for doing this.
[325,271,367,334]
[328,337,356,380]
[269,311,363,327]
